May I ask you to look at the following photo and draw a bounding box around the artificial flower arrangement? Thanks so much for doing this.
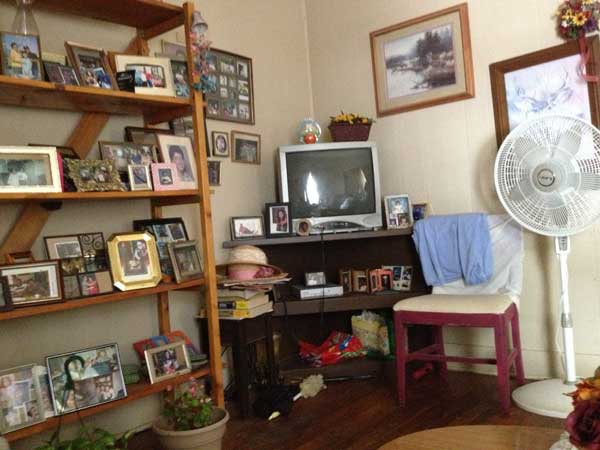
[557,0,600,39]
[328,112,375,142]
[566,367,600,449]
[330,112,375,125]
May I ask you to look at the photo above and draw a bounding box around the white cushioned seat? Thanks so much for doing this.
[393,294,514,314]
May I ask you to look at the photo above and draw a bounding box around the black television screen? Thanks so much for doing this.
[284,147,376,218]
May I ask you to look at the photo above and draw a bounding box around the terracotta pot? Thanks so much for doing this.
[153,408,229,450]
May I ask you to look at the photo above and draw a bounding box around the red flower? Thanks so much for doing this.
[567,400,600,450]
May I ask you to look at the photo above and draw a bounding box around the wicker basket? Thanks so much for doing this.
[328,123,372,142]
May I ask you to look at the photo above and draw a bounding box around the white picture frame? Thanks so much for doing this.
[156,135,198,190]
[144,341,191,384]
[384,194,413,229]
[113,54,176,97]
[0,146,61,193]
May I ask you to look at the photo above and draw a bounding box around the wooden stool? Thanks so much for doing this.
[393,294,525,413]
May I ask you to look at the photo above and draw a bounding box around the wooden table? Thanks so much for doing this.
[378,425,564,450]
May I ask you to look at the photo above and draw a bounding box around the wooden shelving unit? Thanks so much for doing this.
[0,0,224,442]
[4,366,210,443]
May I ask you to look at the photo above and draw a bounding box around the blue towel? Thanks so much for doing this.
[412,213,493,286]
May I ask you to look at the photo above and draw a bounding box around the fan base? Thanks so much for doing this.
[512,378,574,418]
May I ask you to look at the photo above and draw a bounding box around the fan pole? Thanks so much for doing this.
[556,236,576,384]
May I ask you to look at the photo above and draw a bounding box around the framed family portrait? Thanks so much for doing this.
[207,160,221,186]
[151,162,179,191]
[168,240,203,283]
[489,37,600,147]
[231,131,260,164]
[113,54,176,97]
[65,41,116,89]
[99,141,157,174]
[66,159,124,192]
[0,261,63,307]
[46,343,127,415]
[157,135,198,190]
[144,341,191,384]
[0,364,44,433]
[384,194,413,229]
[0,146,62,193]
[128,164,152,191]
[203,48,255,124]
[230,216,265,240]
[107,232,162,291]
[0,276,14,312]
[133,218,189,276]
[0,32,43,81]
[370,3,474,116]
[265,202,292,237]
[212,131,230,157]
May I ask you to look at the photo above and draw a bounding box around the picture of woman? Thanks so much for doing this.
[2,34,42,81]
[168,145,194,182]
[271,207,288,233]
[80,274,99,296]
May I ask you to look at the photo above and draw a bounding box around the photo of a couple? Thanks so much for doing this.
[1,33,42,80]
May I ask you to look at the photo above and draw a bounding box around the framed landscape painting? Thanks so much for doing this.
[489,37,600,147]
[370,3,474,116]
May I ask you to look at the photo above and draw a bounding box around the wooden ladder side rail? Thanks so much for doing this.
[0,112,109,262]
[184,1,224,407]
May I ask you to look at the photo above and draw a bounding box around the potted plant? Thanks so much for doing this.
[153,377,229,450]
[34,426,132,450]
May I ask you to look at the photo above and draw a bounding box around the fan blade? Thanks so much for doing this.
[558,127,582,156]
[581,172,600,190]
[573,130,597,159]
[508,178,535,202]
[551,204,570,228]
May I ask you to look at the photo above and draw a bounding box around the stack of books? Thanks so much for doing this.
[200,288,273,320]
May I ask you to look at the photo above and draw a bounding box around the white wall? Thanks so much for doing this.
[304,0,600,379]
[0,1,312,448]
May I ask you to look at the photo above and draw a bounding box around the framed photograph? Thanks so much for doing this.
[383,265,404,291]
[157,135,198,190]
[42,51,67,65]
[230,216,265,240]
[305,271,326,287]
[0,261,63,307]
[0,32,43,81]
[62,275,81,299]
[400,266,413,291]
[370,3,474,116]
[0,364,44,433]
[132,218,189,276]
[60,257,86,276]
[168,240,203,283]
[0,276,14,312]
[107,232,162,291]
[384,194,413,229]
[155,53,190,98]
[78,271,113,297]
[128,164,152,191]
[46,343,127,415]
[296,219,312,237]
[211,131,230,157]
[112,54,175,97]
[207,160,221,186]
[144,341,191,384]
[203,48,255,124]
[0,146,61,193]
[65,41,116,89]
[169,117,210,158]
[124,126,173,146]
[231,131,260,164]
[351,269,369,293]
[43,61,79,85]
[412,203,429,221]
[99,141,156,174]
[265,202,292,237]
[151,162,179,191]
[4,251,34,264]
[44,235,83,259]
[490,37,600,147]
[29,143,79,192]
[339,269,352,293]
[161,40,187,58]
[66,159,124,192]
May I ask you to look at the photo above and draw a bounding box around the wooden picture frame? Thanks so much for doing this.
[231,131,261,165]
[207,160,221,186]
[211,131,230,157]
[0,276,14,312]
[65,41,117,90]
[168,240,203,283]
[0,31,44,81]
[144,341,191,384]
[370,3,474,116]
[0,260,64,307]
[489,37,600,147]
[204,48,255,125]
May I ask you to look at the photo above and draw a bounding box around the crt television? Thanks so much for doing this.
[278,141,382,232]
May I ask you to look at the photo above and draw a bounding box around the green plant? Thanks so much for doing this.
[162,377,214,431]
[34,426,132,450]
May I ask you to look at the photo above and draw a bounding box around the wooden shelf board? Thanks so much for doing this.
[222,228,413,248]
[0,190,200,203]
[0,0,184,31]
[273,291,428,316]
[0,75,192,118]
[0,277,205,321]
[4,366,210,442]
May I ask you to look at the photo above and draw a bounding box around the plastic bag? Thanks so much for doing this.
[351,310,385,352]
[299,331,366,367]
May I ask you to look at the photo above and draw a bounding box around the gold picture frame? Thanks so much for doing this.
[107,232,162,291]
[66,159,124,192]
[370,3,474,116]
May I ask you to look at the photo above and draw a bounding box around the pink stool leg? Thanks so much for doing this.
[494,314,511,414]
[394,312,407,406]
[510,306,526,386]
[433,326,448,379]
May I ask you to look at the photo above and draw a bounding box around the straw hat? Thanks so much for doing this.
[217,245,286,283]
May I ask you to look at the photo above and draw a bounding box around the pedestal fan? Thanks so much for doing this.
[494,115,600,418]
